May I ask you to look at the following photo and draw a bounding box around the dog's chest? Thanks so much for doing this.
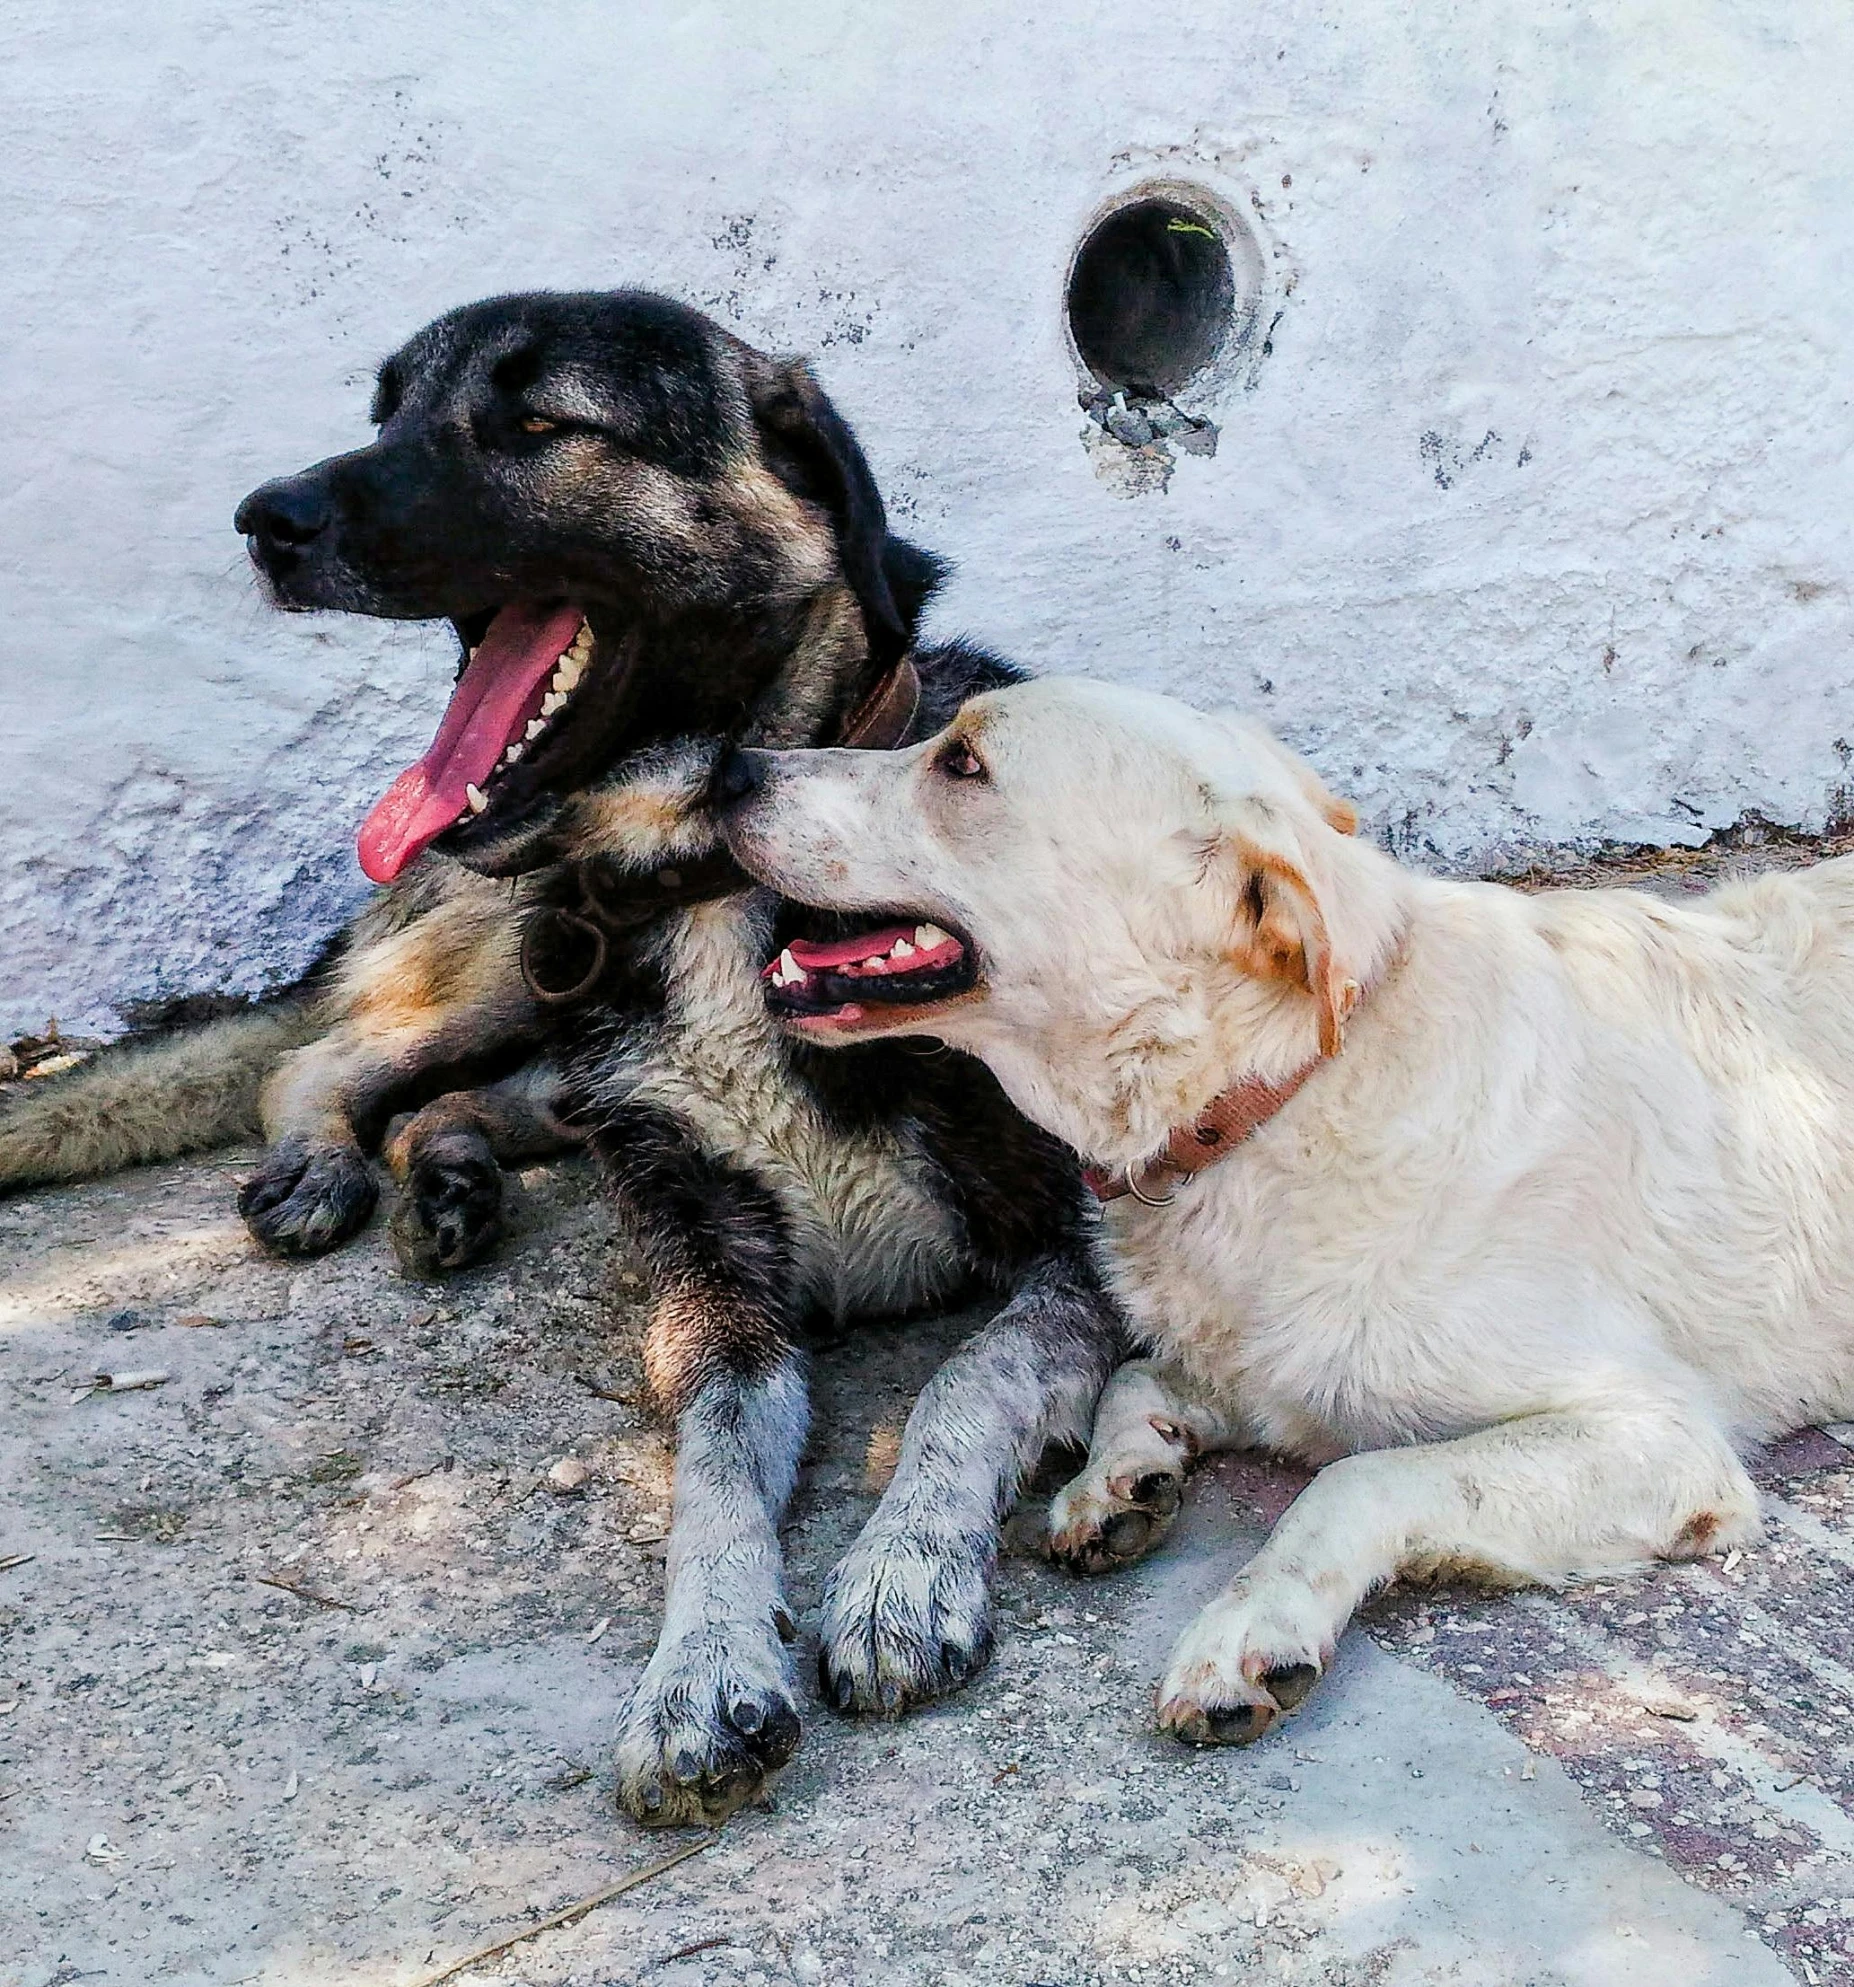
[1099,1171,1500,1458]
[626,898,966,1315]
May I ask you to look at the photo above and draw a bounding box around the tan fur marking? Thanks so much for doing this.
[1230,839,1347,1056]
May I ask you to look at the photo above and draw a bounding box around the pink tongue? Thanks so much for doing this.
[356,602,586,884]
[782,926,934,972]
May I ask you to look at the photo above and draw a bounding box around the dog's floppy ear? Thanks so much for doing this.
[1227,833,1360,1056]
[750,359,907,670]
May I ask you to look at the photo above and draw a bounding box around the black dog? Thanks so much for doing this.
[4,292,1126,1825]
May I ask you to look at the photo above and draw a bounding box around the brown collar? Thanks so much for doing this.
[838,653,922,750]
[1085,969,1372,1205]
[1084,1062,1321,1204]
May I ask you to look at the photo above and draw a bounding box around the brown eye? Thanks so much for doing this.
[937,739,987,782]
[519,416,559,435]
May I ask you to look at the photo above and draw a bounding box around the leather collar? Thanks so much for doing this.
[837,653,922,751]
[1084,1061,1322,1204]
[1085,971,1369,1206]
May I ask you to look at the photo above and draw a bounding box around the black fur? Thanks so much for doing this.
[229,291,1126,1825]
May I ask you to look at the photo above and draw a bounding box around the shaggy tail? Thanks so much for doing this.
[0,1000,322,1193]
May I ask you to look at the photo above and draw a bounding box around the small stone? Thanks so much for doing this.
[546,1456,592,1496]
[106,1309,148,1333]
[0,1047,18,1080]
[1174,420,1220,458]
[1105,406,1155,448]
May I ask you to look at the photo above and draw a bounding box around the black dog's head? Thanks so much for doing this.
[235,290,938,883]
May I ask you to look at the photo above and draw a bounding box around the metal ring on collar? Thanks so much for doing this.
[519,907,609,1005]
[1123,1165,1177,1208]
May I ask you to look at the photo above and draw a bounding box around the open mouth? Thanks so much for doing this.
[761,918,976,1030]
[356,601,600,884]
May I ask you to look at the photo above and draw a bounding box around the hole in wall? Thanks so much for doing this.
[1066,196,1236,397]
[1066,187,1257,491]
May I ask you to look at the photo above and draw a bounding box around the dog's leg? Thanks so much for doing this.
[236,1028,393,1256]
[1046,1358,1238,1575]
[817,1252,1124,1714]
[591,1103,810,1827]
[1156,1394,1761,1748]
[238,871,538,1258]
[382,1064,578,1276]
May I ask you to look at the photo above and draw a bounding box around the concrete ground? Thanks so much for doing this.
[2,1144,1849,1987]
[6,841,1854,1987]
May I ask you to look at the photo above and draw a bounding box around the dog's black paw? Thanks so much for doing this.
[388,1133,503,1277]
[816,1519,996,1716]
[614,1622,801,1827]
[238,1139,378,1257]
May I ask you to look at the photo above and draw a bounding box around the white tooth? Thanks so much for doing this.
[557,658,584,690]
[503,742,523,764]
[778,948,801,983]
[541,692,565,717]
[916,923,952,950]
[467,646,480,662]
[890,939,915,959]
[525,718,547,741]
[569,626,593,656]
[465,784,488,814]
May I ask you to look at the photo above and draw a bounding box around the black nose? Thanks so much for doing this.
[234,474,330,549]
[711,747,770,809]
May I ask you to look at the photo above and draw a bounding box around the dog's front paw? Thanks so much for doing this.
[388,1132,504,1276]
[1155,1574,1335,1747]
[1044,1412,1194,1574]
[238,1138,378,1257]
[817,1519,995,1716]
[1046,1460,1184,1575]
[615,1619,801,1828]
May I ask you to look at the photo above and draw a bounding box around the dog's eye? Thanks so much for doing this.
[519,416,561,436]
[936,740,988,782]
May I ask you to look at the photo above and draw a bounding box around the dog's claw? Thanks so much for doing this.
[1263,1661,1321,1709]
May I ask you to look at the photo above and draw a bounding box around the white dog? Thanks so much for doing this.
[717,676,1854,1746]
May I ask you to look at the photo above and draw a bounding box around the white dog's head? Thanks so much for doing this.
[718,677,1406,1167]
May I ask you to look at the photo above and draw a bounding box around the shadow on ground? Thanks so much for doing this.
[3,1136,1838,1987]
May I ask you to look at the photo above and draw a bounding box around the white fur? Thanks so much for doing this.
[613,1356,808,1825]
[725,676,1854,1743]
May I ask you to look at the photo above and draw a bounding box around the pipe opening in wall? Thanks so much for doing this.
[1066,196,1236,396]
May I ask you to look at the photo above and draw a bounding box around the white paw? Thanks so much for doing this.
[817,1517,995,1714]
[1155,1573,1338,1747]
[614,1610,800,1826]
[1045,1440,1188,1575]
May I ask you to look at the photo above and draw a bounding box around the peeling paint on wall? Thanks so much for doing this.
[2,1,1852,1034]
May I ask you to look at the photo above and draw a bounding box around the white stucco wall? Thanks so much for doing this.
[4,0,1851,1036]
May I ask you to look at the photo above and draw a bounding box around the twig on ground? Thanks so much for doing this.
[405,1834,718,1987]
[0,1554,35,1572]
[573,1372,639,1405]
[256,1573,362,1613]
[390,1456,456,1493]
[658,1934,731,1965]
